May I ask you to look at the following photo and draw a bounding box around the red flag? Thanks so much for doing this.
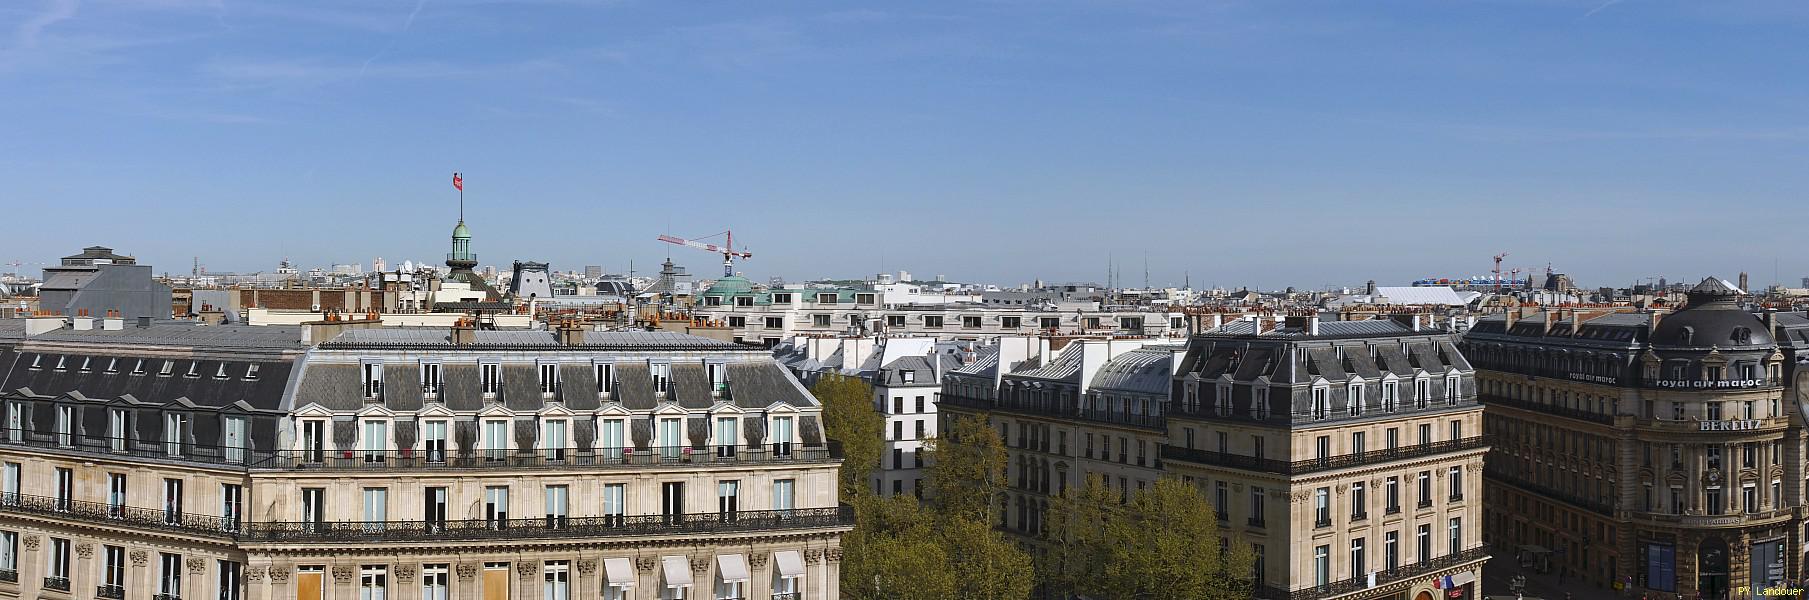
[452,172,463,191]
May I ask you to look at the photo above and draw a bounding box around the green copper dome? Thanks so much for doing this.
[701,275,754,297]
[452,220,471,239]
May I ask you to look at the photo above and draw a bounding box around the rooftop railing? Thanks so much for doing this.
[1481,395,1614,425]
[1162,437,1489,476]
[940,392,1166,431]
[0,492,238,537]
[0,432,268,468]
[251,445,836,471]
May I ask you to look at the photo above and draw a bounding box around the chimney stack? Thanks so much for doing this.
[1308,313,1321,336]
[26,312,65,336]
[102,310,124,331]
[72,309,94,331]
[557,319,585,347]
[451,316,478,346]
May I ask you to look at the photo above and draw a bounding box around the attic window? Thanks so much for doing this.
[53,356,67,371]
[902,370,916,384]
[244,364,260,381]
[1679,327,1695,346]
[158,361,174,377]
[1733,328,1752,344]
[131,359,145,375]
[29,355,42,370]
[78,357,92,372]
[184,362,200,378]
[104,358,118,373]
[215,363,229,379]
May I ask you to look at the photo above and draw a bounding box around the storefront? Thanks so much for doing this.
[1641,540,1678,593]
[1751,538,1787,594]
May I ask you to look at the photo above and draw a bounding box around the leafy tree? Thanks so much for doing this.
[942,515,1036,600]
[841,494,957,600]
[1039,474,1116,594]
[923,412,1007,522]
[1103,477,1255,599]
[814,373,884,499]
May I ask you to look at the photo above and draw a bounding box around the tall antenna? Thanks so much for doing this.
[1143,251,1149,289]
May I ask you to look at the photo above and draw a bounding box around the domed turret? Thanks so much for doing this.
[1650,277,1771,349]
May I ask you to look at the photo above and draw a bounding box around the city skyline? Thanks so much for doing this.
[3,1,1807,285]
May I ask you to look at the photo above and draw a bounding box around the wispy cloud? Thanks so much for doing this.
[203,56,562,90]
[1583,0,1624,19]
[14,0,80,50]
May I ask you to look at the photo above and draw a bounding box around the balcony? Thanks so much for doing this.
[1247,517,1266,529]
[1162,437,1490,476]
[939,392,1165,431]
[0,434,265,469]
[1482,395,1613,425]
[253,445,837,471]
[153,594,181,600]
[1485,468,1614,516]
[1253,545,1490,600]
[97,584,125,599]
[1,493,237,538]
[238,506,855,544]
[773,594,801,600]
[43,576,70,592]
[0,568,13,583]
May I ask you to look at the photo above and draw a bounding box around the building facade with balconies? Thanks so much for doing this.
[0,316,848,600]
[1461,277,1800,599]
[1161,314,1489,600]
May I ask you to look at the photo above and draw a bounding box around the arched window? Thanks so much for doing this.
[1679,326,1695,346]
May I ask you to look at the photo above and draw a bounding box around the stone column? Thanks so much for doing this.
[19,535,41,597]
[129,548,149,600]
[265,563,291,600]
[395,564,418,600]
[332,565,356,600]
[806,549,825,600]
[516,560,537,599]
[72,542,93,600]
[823,548,843,600]
[186,555,208,600]
[748,551,771,600]
[575,558,597,600]
[634,556,657,600]
[455,563,478,600]
[244,564,268,600]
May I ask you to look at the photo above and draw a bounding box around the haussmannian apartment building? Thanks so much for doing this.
[938,316,1488,600]
[1461,277,1809,599]
[0,314,849,600]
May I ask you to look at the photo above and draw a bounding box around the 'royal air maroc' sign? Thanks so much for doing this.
[1654,379,1767,390]
[1700,420,1764,432]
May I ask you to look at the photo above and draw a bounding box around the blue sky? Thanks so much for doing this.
[3,0,1807,290]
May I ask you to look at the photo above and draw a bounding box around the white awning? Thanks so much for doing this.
[717,554,749,583]
[775,550,805,577]
[1452,572,1476,586]
[604,558,635,588]
[662,556,692,588]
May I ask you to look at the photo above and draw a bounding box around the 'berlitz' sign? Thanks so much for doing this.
[1700,420,1764,432]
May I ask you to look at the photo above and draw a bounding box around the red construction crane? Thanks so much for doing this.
[657,231,752,277]
[1491,252,1510,293]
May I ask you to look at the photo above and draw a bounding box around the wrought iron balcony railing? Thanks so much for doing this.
[0,493,237,537]
[939,393,1166,430]
[1,491,854,543]
[1481,395,1613,424]
[0,568,14,583]
[1162,437,1489,476]
[253,445,835,471]
[43,576,70,592]
[97,584,126,599]
[0,433,267,468]
[238,506,855,543]
[1253,545,1490,600]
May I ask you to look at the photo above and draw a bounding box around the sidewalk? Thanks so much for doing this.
[1480,553,1623,600]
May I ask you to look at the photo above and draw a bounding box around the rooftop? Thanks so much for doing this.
[322,328,745,351]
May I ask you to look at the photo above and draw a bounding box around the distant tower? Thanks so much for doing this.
[374,257,386,273]
[1365,279,1377,295]
[1738,271,1749,292]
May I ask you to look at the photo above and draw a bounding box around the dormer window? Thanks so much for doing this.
[53,356,67,371]
[650,362,671,395]
[1312,386,1329,420]
[244,364,260,380]
[1347,383,1364,417]
[595,363,616,396]
[132,359,146,375]
[539,362,560,396]
[1733,327,1752,344]
[419,362,441,397]
[771,293,792,304]
[816,293,838,305]
[1217,383,1233,417]
[734,296,754,307]
[480,362,500,396]
[214,363,229,379]
[158,360,175,377]
[706,362,726,392]
[1679,326,1695,346]
[902,370,916,384]
[104,358,118,373]
[362,362,384,399]
[77,357,91,373]
[184,362,200,378]
[29,355,42,370]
